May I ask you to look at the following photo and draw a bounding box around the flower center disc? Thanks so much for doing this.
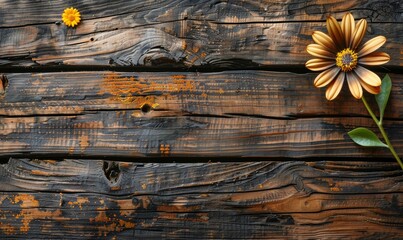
[336,48,358,72]
[69,15,76,21]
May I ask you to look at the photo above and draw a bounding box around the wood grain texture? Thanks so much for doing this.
[1,0,401,27]
[0,1,402,239]
[0,111,402,158]
[0,71,402,118]
[0,0,401,67]
[0,71,401,158]
[0,158,402,239]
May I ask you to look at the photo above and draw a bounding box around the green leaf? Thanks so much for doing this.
[375,74,392,122]
[348,127,388,148]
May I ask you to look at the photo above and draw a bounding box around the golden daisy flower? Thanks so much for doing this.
[62,7,81,27]
[306,13,390,100]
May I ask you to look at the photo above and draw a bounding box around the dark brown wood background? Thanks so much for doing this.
[0,0,402,239]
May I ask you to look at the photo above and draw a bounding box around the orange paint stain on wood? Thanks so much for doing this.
[0,224,16,235]
[79,135,89,151]
[159,144,170,156]
[158,212,209,223]
[73,121,104,129]
[13,194,39,208]
[68,146,75,154]
[11,194,70,234]
[100,73,198,108]
[67,197,90,210]
[115,199,137,217]
[171,75,196,92]
[90,203,135,237]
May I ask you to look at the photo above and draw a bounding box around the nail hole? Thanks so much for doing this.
[90,37,94,41]
[141,103,152,113]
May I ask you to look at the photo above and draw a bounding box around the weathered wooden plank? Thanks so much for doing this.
[0,158,401,238]
[0,1,401,67]
[2,0,401,27]
[0,111,402,158]
[0,71,401,158]
[0,71,402,118]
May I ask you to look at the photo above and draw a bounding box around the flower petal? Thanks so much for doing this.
[326,16,345,49]
[350,19,367,50]
[346,72,363,99]
[325,72,345,100]
[341,13,355,48]
[306,44,335,59]
[312,31,337,53]
[314,67,340,88]
[306,58,335,71]
[360,80,381,95]
[358,52,390,66]
[358,36,387,57]
[354,66,381,87]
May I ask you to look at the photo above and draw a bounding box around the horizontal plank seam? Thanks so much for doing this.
[1,110,402,122]
[1,156,401,164]
[0,190,401,199]
[0,65,401,74]
[1,18,401,30]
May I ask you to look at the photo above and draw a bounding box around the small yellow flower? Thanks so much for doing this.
[306,13,390,100]
[62,7,81,27]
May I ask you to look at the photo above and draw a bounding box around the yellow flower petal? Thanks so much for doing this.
[314,67,340,88]
[358,36,387,57]
[312,31,337,53]
[326,16,345,48]
[341,13,355,47]
[306,44,335,59]
[358,52,390,66]
[325,72,345,100]
[346,72,363,99]
[350,19,367,50]
[306,58,335,71]
[360,80,381,95]
[353,66,381,87]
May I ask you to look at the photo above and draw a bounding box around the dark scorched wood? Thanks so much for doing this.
[0,0,401,68]
[0,158,402,239]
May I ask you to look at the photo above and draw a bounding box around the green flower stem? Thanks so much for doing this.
[361,95,403,170]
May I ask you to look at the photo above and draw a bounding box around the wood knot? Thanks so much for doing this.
[103,161,121,184]
[0,74,8,95]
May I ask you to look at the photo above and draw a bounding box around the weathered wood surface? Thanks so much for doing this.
[0,0,401,68]
[1,71,402,118]
[0,71,402,158]
[0,0,402,239]
[0,158,402,239]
